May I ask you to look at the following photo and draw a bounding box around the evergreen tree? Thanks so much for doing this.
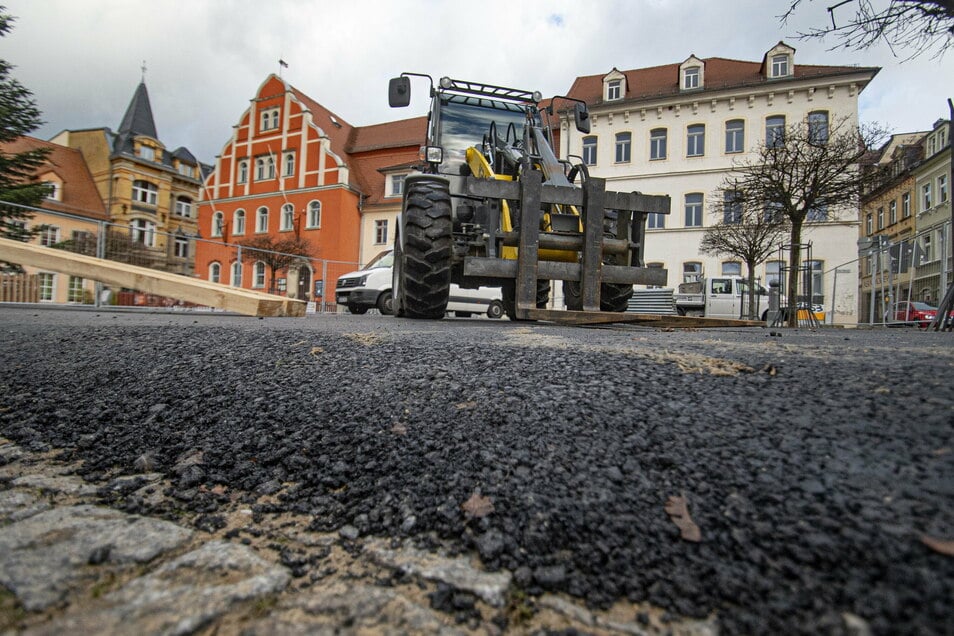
[0,7,51,241]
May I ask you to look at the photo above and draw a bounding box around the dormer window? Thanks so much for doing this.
[387,173,406,198]
[683,67,700,90]
[607,79,622,101]
[679,56,705,92]
[771,55,789,77]
[139,145,155,161]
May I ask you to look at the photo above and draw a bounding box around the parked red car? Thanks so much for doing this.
[891,301,950,327]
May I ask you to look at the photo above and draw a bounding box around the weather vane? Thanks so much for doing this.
[141,60,147,83]
[279,57,288,77]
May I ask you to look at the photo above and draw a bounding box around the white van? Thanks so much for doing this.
[335,250,504,318]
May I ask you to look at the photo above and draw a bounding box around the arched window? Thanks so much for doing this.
[209,262,221,284]
[238,160,248,184]
[233,209,246,235]
[281,204,294,231]
[231,261,242,287]
[212,211,224,237]
[253,261,266,288]
[722,261,742,277]
[307,201,321,228]
[284,152,295,177]
[256,206,269,233]
[132,180,158,205]
[255,158,266,181]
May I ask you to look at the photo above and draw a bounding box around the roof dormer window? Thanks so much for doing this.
[602,69,626,102]
[764,42,796,79]
[679,56,705,92]
[771,55,789,78]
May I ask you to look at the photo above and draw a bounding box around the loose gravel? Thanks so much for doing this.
[0,307,952,634]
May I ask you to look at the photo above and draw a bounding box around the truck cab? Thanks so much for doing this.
[675,276,770,320]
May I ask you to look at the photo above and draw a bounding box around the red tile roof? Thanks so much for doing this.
[567,57,879,106]
[289,86,354,163]
[1,136,108,219]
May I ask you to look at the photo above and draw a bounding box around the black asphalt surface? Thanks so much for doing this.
[0,306,952,634]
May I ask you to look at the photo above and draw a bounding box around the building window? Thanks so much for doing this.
[683,262,702,283]
[807,202,828,222]
[808,111,829,145]
[256,156,276,180]
[132,180,158,206]
[233,209,246,235]
[174,235,188,258]
[722,261,742,277]
[139,145,155,161]
[902,192,911,218]
[940,175,949,203]
[283,152,295,177]
[43,181,60,201]
[175,196,192,218]
[582,136,597,166]
[67,276,84,303]
[281,204,294,231]
[231,261,242,287]
[38,272,54,301]
[307,201,321,228]
[685,193,703,227]
[877,207,884,229]
[764,201,784,223]
[922,183,932,210]
[130,219,156,247]
[646,213,665,229]
[388,174,405,198]
[687,124,705,157]
[683,66,700,90]
[766,116,785,148]
[374,219,388,244]
[865,213,873,235]
[615,132,631,163]
[723,191,743,224]
[238,160,248,184]
[209,262,221,284]
[725,120,744,154]
[178,163,193,178]
[212,211,224,237]
[771,54,789,77]
[650,128,667,160]
[261,108,279,131]
[40,225,60,247]
[256,206,269,233]
[607,79,622,101]
[889,200,897,225]
[253,261,266,288]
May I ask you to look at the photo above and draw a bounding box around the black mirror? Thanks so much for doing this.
[389,76,411,108]
[574,103,591,134]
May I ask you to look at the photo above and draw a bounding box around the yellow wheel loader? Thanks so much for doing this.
[388,74,670,322]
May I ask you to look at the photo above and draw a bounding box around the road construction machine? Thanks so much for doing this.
[387,73,670,322]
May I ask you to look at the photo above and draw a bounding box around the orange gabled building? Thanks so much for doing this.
[196,74,363,301]
[196,74,429,303]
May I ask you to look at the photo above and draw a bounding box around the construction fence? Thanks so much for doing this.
[0,202,361,312]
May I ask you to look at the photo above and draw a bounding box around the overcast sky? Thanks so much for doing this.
[4,0,952,163]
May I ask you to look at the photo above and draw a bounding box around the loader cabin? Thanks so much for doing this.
[388,75,591,175]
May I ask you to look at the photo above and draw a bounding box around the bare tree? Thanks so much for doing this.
[238,235,315,294]
[723,115,888,326]
[782,0,954,59]
[700,188,790,318]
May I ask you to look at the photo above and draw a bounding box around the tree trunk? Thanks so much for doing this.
[746,259,758,319]
[787,221,803,328]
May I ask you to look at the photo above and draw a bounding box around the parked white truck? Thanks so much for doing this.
[674,276,772,320]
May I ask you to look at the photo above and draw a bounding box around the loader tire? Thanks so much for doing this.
[562,280,633,313]
[502,279,550,320]
[398,177,452,319]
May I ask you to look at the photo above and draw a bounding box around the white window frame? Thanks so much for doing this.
[387,174,406,198]
[615,132,631,163]
[922,183,932,210]
[771,54,789,78]
[233,209,246,235]
[253,261,266,289]
[647,213,665,229]
[38,272,54,301]
[582,136,597,166]
[281,203,294,231]
[174,235,188,258]
[650,128,667,160]
[40,225,60,247]
[687,124,705,157]
[725,120,744,154]
[685,193,703,227]
[283,151,295,177]
[132,180,158,206]
[902,192,911,218]
[175,197,192,218]
[307,201,321,229]
[374,219,388,245]
[209,262,221,284]
[256,207,269,233]
[683,262,702,284]
[808,111,829,145]
[67,276,84,303]
[238,160,248,184]
[721,261,742,277]
[261,108,279,131]
[889,200,897,225]
[130,219,156,247]
[231,261,242,287]
[939,174,949,203]
[139,145,155,161]
[766,116,785,147]
[607,79,621,101]
[683,67,700,90]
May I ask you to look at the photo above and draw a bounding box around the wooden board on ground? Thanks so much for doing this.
[523,308,762,328]
[0,237,305,317]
